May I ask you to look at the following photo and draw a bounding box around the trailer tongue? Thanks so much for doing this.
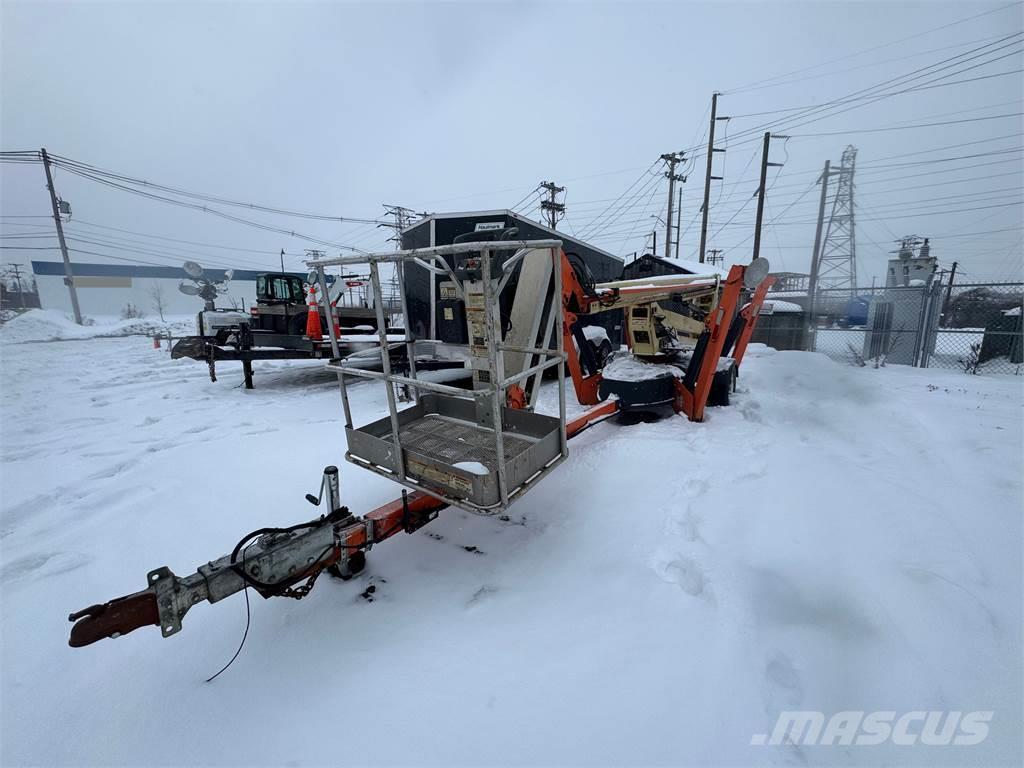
[68,239,773,648]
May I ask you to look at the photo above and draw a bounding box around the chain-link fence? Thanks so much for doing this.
[759,281,1023,375]
[934,282,1023,374]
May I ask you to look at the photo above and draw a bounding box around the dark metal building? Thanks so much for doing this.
[400,210,624,342]
[619,253,730,281]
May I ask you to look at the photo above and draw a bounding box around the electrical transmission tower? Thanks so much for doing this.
[378,204,424,319]
[379,204,420,248]
[815,145,858,292]
[539,181,565,229]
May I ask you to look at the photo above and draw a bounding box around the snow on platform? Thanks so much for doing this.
[0,336,1021,766]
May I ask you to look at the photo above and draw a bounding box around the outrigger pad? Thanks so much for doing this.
[599,371,677,412]
[707,364,735,407]
[600,355,737,412]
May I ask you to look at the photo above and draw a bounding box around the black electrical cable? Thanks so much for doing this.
[46,154,382,224]
[205,542,254,683]
[723,3,1018,94]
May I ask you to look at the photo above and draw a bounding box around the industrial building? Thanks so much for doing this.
[619,253,729,282]
[29,261,277,317]
[400,210,624,342]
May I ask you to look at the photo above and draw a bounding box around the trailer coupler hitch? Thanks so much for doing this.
[67,467,445,648]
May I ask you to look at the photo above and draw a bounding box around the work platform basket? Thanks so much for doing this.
[307,238,568,514]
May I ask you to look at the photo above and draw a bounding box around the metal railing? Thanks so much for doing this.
[306,239,568,511]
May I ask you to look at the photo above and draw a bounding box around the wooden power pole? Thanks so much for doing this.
[41,148,82,324]
[751,132,785,264]
[674,188,682,260]
[806,159,832,309]
[941,260,958,326]
[660,152,686,260]
[698,92,728,263]
[539,181,566,230]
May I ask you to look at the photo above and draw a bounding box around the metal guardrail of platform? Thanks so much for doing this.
[307,239,569,514]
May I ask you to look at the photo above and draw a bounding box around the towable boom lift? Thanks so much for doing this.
[68,239,774,648]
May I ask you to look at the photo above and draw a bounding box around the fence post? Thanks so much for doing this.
[915,282,942,368]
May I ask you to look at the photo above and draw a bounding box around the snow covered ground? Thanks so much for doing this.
[1,309,195,344]
[1,331,1021,767]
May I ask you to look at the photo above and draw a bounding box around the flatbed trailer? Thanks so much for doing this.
[171,323,465,389]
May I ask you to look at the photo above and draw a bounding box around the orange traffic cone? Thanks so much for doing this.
[330,299,340,338]
[305,287,322,340]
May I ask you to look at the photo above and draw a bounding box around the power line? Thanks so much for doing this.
[67,219,297,256]
[693,34,1024,157]
[577,160,661,239]
[46,153,382,224]
[790,111,1024,137]
[47,162,368,252]
[725,31,1020,99]
[723,2,1020,93]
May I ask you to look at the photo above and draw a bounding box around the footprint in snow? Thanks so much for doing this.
[763,651,804,713]
[468,585,498,606]
[670,505,703,543]
[654,555,707,597]
[0,551,92,584]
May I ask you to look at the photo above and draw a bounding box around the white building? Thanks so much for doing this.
[31,261,299,317]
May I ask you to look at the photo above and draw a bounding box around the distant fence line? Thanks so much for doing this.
[754,281,1023,374]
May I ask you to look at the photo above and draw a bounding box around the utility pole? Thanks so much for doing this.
[698,92,729,263]
[706,248,723,267]
[674,188,682,260]
[539,181,566,230]
[815,145,859,292]
[3,263,27,308]
[280,249,285,273]
[941,260,958,327]
[806,159,832,310]
[660,151,686,260]
[41,148,82,324]
[751,132,785,264]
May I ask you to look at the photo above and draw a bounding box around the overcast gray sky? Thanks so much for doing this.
[2,1,1022,284]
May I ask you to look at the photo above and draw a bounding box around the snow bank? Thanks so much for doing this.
[0,340,1020,766]
[0,309,194,344]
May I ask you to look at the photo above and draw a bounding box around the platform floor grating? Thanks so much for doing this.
[392,415,533,471]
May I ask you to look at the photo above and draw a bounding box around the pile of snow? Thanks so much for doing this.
[760,299,803,314]
[581,325,609,344]
[656,256,731,277]
[0,309,194,344]
[453,460,489,476]
[602,352,681,381]
[0,340,1020,766]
